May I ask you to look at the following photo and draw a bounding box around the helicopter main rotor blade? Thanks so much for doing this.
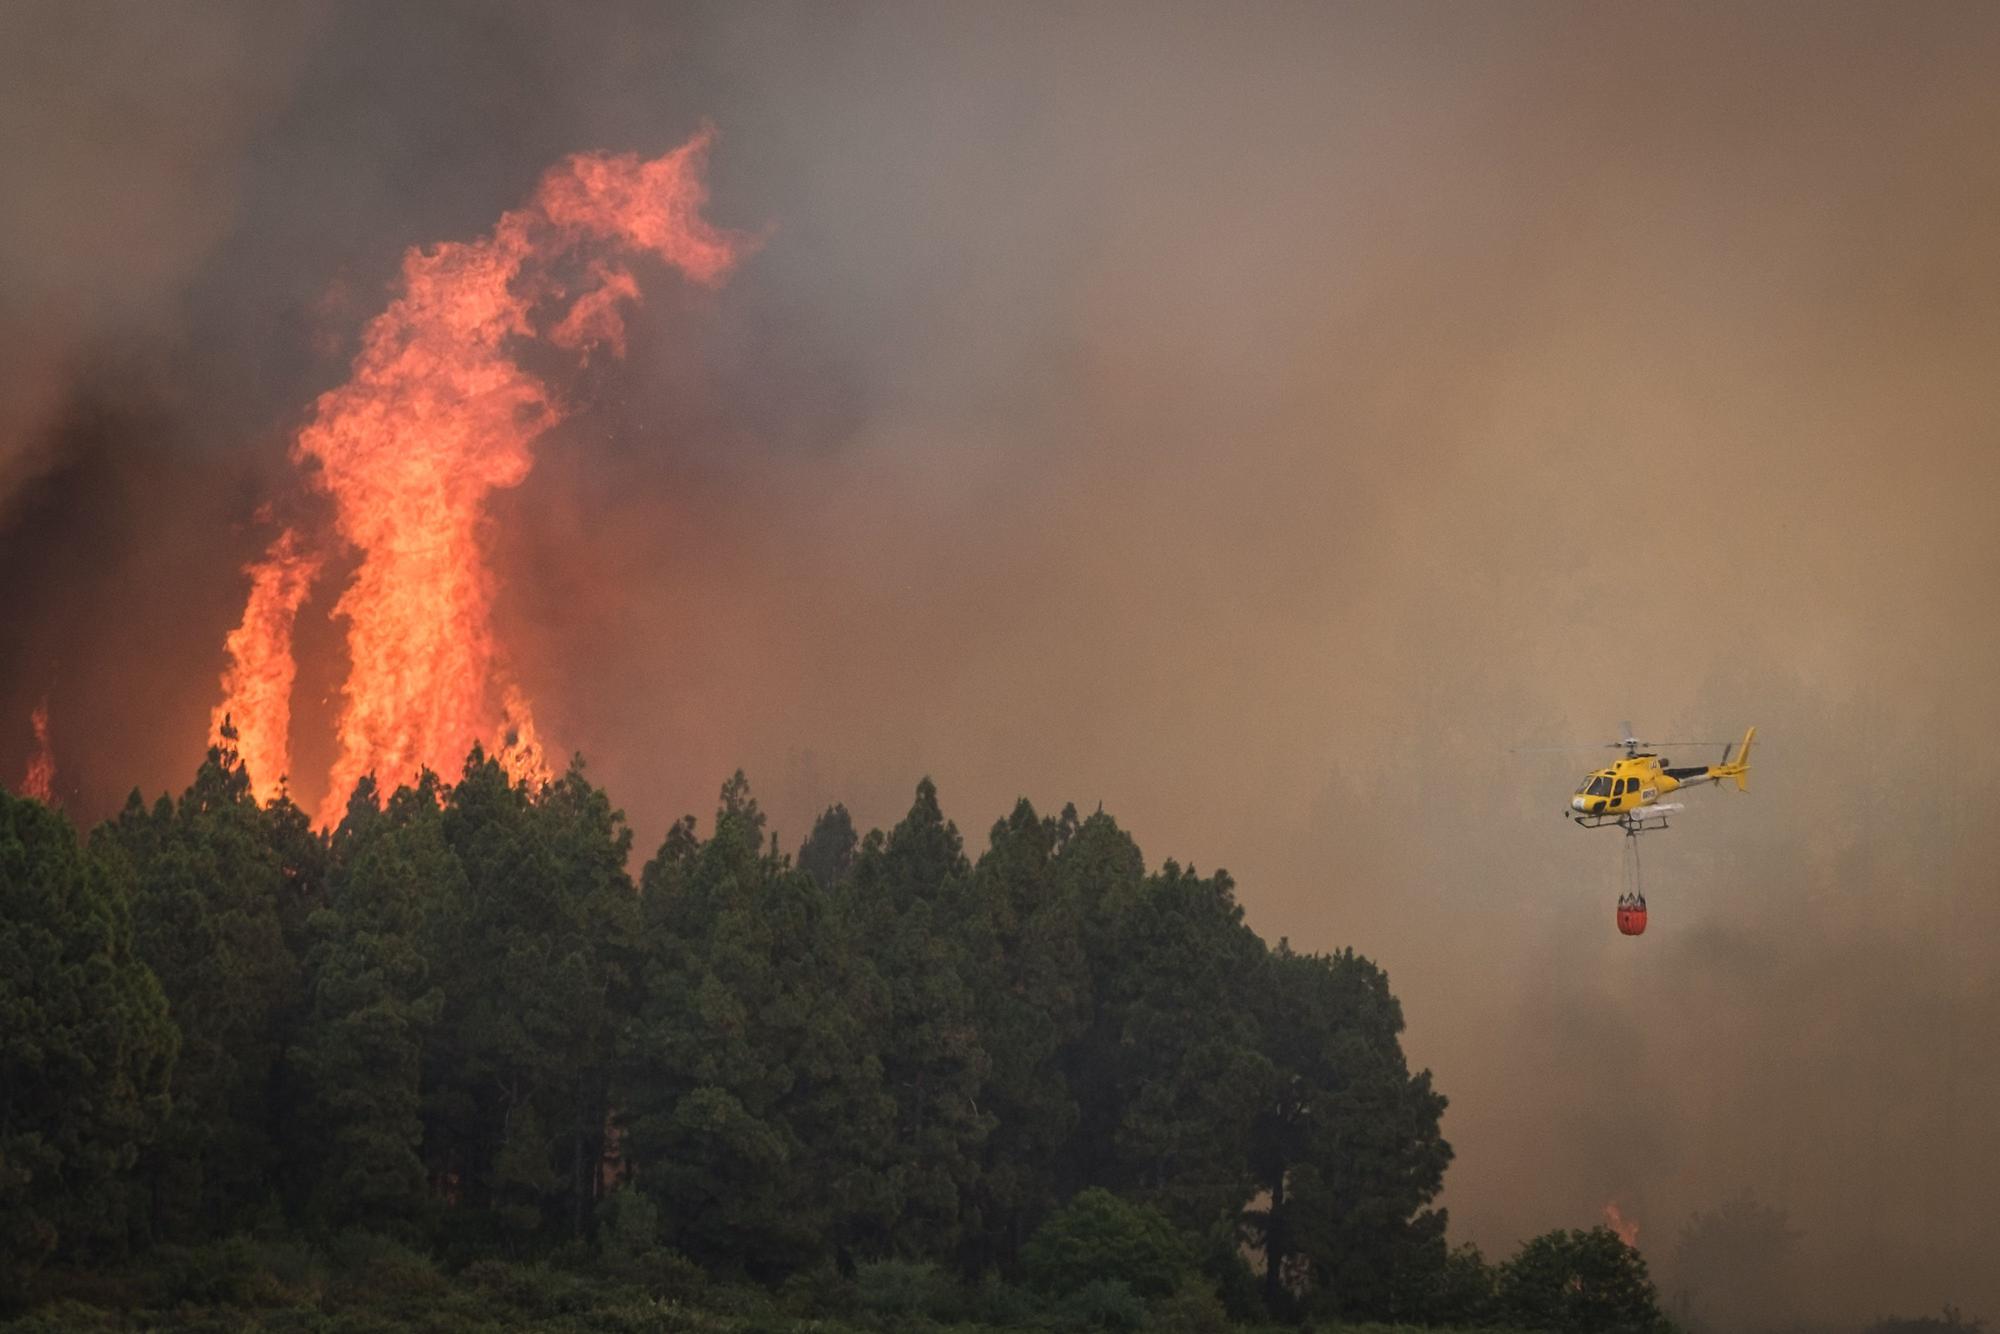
[1508,731,1743,753]
[1508,743,1617,753]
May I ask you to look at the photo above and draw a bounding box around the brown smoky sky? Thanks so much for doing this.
[4,2,1998,1322]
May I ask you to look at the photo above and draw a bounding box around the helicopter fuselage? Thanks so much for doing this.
[1568,729,1753,831]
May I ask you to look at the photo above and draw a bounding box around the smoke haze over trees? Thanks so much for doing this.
[4,2,2000,1325]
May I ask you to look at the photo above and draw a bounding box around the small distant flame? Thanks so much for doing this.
[1603,1200,1640,1247]
[19,698,54,802]
[213,528,322,804]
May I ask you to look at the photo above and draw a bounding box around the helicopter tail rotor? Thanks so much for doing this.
[1714,726,1755,791]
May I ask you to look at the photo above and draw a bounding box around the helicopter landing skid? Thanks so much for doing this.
[1569,811,1672,834]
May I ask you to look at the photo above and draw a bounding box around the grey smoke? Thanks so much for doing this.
[3,4,1997,1322]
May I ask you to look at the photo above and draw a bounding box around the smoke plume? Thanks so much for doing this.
[3,3,1997,1323]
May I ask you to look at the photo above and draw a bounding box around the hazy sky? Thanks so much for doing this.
[4,3,1997,1320]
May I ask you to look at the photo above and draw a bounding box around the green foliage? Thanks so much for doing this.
[853,1258,961,1324]
[1246,943,1451,1320]
[1409,1242,1497,1326]
[97,739,301,1240]
[457,1257,594,1319]
[956,800,1089,1272]
[0,1297,122,1332]
[1023,1188,1194,1300]
[969,1273,1043,1327]
[1195,1217,1265,1324]
[1101,861,1270,1235]
[1151,1277,1232,1334]
[779,1261,857,1318]
[0,790,175,1292]
[839,779,991,1260]
[314,1231,446,1327]
[424,750,639,1243]
[799,804,858,891]
[618,772,893,1277]
[595,1186,662,1272]
[293,779,449,1230]
[9,740,1501,1332]
[1497,1225,1669,1334]
[1054,1278,1149,1331]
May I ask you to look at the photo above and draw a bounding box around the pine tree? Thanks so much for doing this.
[427,749,639,1241]
[1105,860,1270,1233]
[957,798,1091,1270]
[98,738,300,1238]
[798,803,857,892]
[0,790,176,1289]
[618,773,894,1276]
[293,777,449,1229]
[1247,944,1451,1319]
[839,779,992,1260]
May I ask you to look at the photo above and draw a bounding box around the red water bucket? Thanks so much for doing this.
[1616,899,1648,936]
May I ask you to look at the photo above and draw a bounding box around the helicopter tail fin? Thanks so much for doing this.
[1717,726,1755,791]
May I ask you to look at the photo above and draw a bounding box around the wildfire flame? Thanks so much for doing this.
[211,130,743,824]
[1603,1200,1640,1248]
[213,528,321,804]
[19,698,54,802]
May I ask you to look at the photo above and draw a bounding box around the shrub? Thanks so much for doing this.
[322,1232,444,1317]
[242,1234,329,1306]
[1498,1225,1669,1334]
[458,1259,590,1318]
[0,1298,122,1332]
[147,1237,291,1307]
[854,1258,961,1324]
[700,1280,780,1319]
[1196,1219,1263,1324]
[779,1261,857,1318]
[1401,1240,1495,1326]
[1023,1189,1194,1300]
[631,1249,709,1305]
[1151,1276,1229,1334]
[970,1273,1044,1328]
[1054,1278,1149,1331]
[597,1186,663,1273]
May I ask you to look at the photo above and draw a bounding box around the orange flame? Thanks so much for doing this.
[213,527,321,804]
[495,682,550,794]
[20,698,54,803]
[1603,1200,1640,1247]
[208,130,741,826]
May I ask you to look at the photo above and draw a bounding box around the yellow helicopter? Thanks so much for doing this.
[1556,722,1755,833]
[1520,723,1755,935]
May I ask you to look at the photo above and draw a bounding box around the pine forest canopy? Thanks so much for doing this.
[0,736,1671,1330]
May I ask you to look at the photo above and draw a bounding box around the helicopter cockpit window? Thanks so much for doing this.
[1582,776,1611,796]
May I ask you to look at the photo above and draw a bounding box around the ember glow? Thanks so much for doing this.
[1603,1201,1640,1248]
[19,698,54,802]
[211,131,743,825]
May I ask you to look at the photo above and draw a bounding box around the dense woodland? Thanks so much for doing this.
[1,734,1677,1332]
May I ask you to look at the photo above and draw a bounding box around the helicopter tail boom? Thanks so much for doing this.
[1714,726,1755,791]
